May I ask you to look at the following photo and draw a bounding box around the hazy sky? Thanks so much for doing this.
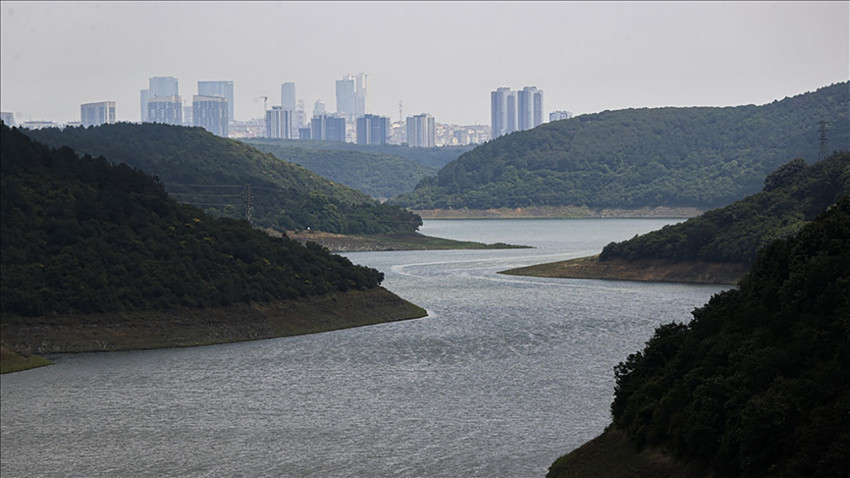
[2,1,848,125]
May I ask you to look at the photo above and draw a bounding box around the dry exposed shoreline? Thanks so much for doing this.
[1,288,427,373]
[501,255,747,285]
[414,206,703,219]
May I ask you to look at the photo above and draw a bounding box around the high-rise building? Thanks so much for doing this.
[353,73,368,119]
[335,73,368,120]
[311,114,346,142]
[335,76,355,118]
[198,80,234,123]
[193,95,228,137]
[147,95,182,125]
[266,106,293,139]
[549,110,573,122]
[491,87,515,139]
[0,112,15,127]
[141,76,179,122]
[280,82,296,111]
[81,101,116,127]
[492,86,543,138]
[313,100,326,117]
[356,114,390,145]
[406,114,435,148]
[517,86,544,131]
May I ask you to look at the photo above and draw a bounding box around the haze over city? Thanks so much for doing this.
[1,1,848,126]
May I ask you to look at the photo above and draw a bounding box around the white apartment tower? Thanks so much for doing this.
[81,101,116,127]
[266,106,293,139]
[406,114,435,148]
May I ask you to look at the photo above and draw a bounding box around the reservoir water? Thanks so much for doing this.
[1,219,727,477]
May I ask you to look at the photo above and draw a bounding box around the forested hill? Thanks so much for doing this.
[242,139,438,199]
[0,123,384,317]
[393,82,849,210]
[595,196,850,477]
[599,151,850,265]
[23,123,422,235]
[242,138,471,169]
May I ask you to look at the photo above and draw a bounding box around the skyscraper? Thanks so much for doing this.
[490,87,515,139]
[406,114,435,148]
[492,86,544,138]
[193,95,228,137]
[147,95,182,125]
[356,114,389,145]
[266,106,293,139]
[335,76,355,118]
[198,80,234,123]
[281,82,296,111]
[311,114,346,142]
[140,76,178,122]
[335,73,368,120]
[517,86,543,131]
[81,101,116,127]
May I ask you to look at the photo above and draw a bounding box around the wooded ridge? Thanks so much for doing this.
[393,82,849,211]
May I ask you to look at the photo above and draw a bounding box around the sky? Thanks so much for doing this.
[1,1,848,126]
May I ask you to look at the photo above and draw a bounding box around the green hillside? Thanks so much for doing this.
[394,82,849,210]
[242,138,437,199]
[600,152,850,265]
[0,123,385,316]
[573,196,850,477]
[243,138,471,169]
[23,123,422,235]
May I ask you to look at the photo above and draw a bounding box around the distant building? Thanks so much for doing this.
[141,76,179,122]
[147,95,183,125]
[21,120,60,130]
[335,73,367,120]
[193,95,228,137]
[517,86,544,130]
[406,114,435,148]
[492,86,544,138]
[549,110,573,122]
[266,106,294,139]
[81,101,116,127]
[356,114,389,145]
[313,100,326,117]
[311,114,346,142]
[491,87,515,139]
[0,111,14,126]
[198,80,234,123]
[280,82,296,111]
[298,127,311,140]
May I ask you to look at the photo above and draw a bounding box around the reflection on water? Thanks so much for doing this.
[1,219,726,477]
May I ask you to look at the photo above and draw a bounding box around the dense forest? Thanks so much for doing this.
[242,138,471,169]
[393,82,849,210]
[599,152,850,264]
[609,196,850,476]
[0,123,384,317]
[24,123,422,235]
[243,139,437,199]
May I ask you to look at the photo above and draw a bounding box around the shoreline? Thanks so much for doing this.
[1,287,427,373]
[283,230,529,252]
[413,206,703,220]
[501,255,747,285]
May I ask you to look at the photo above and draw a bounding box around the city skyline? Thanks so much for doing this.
[1,2,847,125]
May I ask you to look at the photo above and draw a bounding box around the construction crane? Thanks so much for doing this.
[257,96,268,114]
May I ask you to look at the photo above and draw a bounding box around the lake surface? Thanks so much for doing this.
[1,219,727,477]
